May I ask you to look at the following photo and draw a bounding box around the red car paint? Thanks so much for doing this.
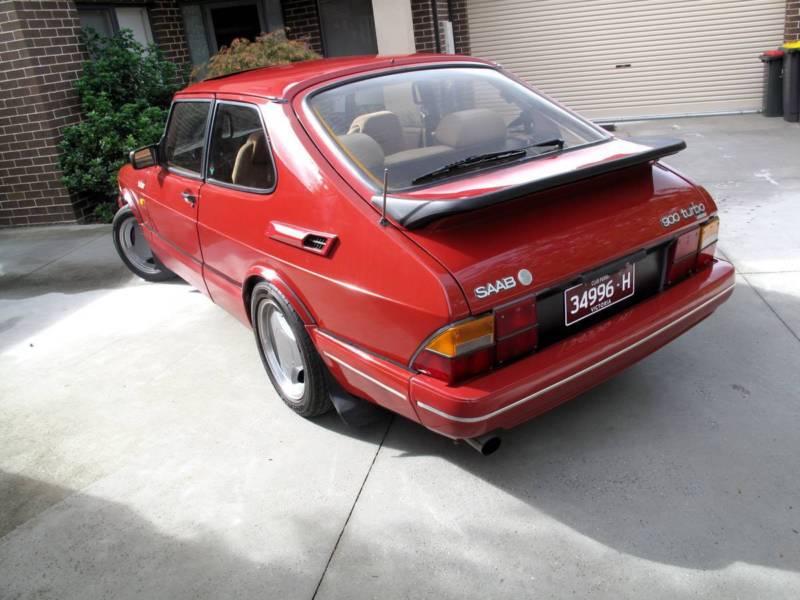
[117,54,735,441]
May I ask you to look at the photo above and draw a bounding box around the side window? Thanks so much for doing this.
[207,103,275,191]
[163,101,211,175]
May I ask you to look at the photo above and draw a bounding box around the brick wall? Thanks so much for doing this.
[149,1,190,69]
[411,0,439,52]
[74,0,190,75]
[0,0,188,228]
[411,0,470,55]
[449,0,470,54]
[282,0,322,54]
[787,0,799,41]
[0,0,84,227]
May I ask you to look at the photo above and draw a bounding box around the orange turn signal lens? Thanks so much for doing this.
[425,314,494,358]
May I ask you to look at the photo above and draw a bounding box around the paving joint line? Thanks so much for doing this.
[311,415,394,600]
[740,272,800,345]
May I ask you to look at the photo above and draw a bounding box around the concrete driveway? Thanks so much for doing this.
[1,114,799,599]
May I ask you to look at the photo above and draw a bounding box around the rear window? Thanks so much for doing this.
[308,67,608,191]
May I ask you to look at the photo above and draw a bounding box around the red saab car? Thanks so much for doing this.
[114,54,734,454]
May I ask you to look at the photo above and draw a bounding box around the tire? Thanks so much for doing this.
[112,206,175,282]
[251,282,332,418]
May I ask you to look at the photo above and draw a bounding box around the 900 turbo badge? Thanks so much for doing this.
[474,269,533,299]
[660,202,707,228]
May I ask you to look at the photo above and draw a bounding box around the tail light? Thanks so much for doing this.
[665,217,719,286]
[696,217,719,269]
[412,315,495,384]
[495,299,538,363]
[412,298,538,385]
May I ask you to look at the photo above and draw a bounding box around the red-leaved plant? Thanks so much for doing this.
[194,29,319,81]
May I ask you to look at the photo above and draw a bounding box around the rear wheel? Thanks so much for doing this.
[112,206,175,282]
[251,282,332,417]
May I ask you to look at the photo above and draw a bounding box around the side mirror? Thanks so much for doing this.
[129,144,158,170]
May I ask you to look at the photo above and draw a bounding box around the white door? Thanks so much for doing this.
[467,0,786,119]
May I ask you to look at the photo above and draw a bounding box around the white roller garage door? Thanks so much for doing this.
[467,0,786,119]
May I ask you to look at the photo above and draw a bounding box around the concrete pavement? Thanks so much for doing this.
[1,114,799,599]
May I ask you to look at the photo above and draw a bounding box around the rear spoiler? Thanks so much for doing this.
[374,137,686,229]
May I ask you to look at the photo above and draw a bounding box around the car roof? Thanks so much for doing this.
[179,54,494,100]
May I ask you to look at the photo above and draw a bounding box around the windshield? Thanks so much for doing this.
[308,67,609,191]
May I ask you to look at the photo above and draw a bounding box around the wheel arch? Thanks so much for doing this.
[242,267,316,326]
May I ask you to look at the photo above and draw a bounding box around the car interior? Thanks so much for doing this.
[312,72,581,190]
[338,107,518,188]
[206,106,275,190]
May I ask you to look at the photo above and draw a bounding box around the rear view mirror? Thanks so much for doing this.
[129,145,158,170]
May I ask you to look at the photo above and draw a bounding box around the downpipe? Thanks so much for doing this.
[464,433,502,456]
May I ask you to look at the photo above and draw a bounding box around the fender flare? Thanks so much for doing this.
[118,187,143,221]
[242,266,316,326]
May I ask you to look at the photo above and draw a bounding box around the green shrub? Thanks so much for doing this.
[195,30,318,80]
[58,29,180,221]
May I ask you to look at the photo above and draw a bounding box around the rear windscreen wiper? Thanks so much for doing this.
[411,139,567,185]
[533,138,565,151]
[412,148,526,185]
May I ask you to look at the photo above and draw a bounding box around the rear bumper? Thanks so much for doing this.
[410,260,736,439]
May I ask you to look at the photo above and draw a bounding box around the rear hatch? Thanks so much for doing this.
[397,139,714,341]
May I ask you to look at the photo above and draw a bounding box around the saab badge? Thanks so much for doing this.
[474,269,533,299]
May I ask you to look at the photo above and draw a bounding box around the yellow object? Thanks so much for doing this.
[700,217,719,249]
[426,315,494,357]
[784,41,800,50]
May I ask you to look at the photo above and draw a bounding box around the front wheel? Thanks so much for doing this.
[112,206,175,282]
[251,282,332,418]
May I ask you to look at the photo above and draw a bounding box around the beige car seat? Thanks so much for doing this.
[434,108,507,149]
[385,108,507,173]
[232,132,274,189]
[347,111,406,156]
[337,108,510,187]
[337,132,385,176]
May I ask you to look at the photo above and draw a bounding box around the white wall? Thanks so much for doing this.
[371,0,416,55]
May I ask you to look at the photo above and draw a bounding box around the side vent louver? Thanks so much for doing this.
[303,235,328,251]
[268,222,337,256]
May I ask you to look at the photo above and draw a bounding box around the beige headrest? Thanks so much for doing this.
[347,111,405,155]
[337,133,385,175]
[231,132,273,188]
[246,132,270,164]
[435,108,507,149]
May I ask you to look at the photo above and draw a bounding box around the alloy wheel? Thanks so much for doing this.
[258,299,306,401]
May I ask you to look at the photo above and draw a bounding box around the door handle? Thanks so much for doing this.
[182,191,196,206]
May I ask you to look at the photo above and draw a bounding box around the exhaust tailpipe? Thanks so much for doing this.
[464,434,502,456]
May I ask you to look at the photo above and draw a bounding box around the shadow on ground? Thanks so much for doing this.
[0,471,332,599]
[317,281,800,574]
[2,229,799,593]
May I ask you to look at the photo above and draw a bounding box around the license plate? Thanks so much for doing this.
[564,263,636,326]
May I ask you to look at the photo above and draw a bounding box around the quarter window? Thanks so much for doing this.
[163,102,211,175]
[207,103,275,191]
